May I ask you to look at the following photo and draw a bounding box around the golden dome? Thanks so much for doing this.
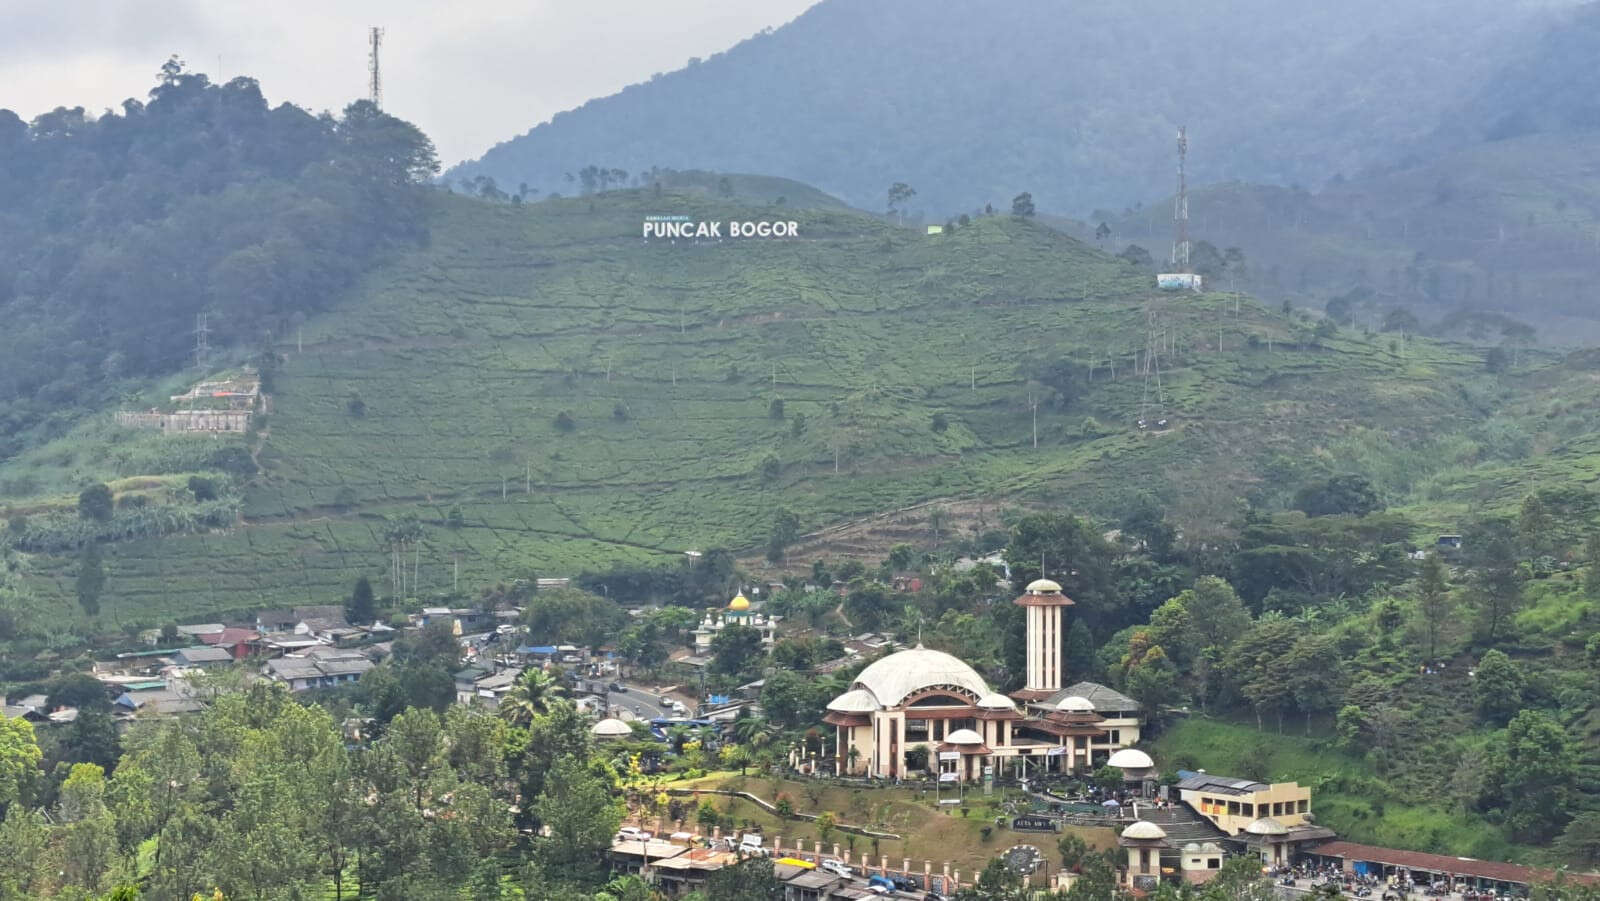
[728,593,751,611]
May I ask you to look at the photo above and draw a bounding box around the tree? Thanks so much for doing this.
[767,508,801,563]
[887,183,917,222]
[964,858,1025,901]
[79,483,114,522]
[500,668,565,726]
[815,810,836,846]
[707,857,782,901]
[1057,833,1088,871]
[554,410,576,432]
[1293,474,1380,517]
[1585,532,1600,600]
[346,575,376,625]
[77,541,106,617]
[1094,222,1111,242]
[768,397,785,420]
[711,624,765,677]
[1415,552,1452,659]
[1119,244,1154,268]
[1176,577,1251,652]
[1064,620,1096,680]
[1485,709,1575,842]
[534,755,621,876]
[1011,192,1035,217]
[0,716,40,808]
[1473,649,1524,726]
[1555,811,1600,868]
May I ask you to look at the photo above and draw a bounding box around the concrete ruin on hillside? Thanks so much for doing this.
[115,371,269,435]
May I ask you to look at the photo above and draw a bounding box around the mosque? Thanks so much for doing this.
[823,579,1144,781]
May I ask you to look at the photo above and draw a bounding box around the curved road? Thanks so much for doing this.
[607,685,678,721]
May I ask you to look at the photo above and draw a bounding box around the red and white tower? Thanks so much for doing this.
[1012,578,1074,701]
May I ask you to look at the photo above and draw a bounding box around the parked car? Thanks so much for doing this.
[891,876,920,892]
[616,826,651,842]
[868,875,896,893]
[609,681,627,692]
[820,859,853,878]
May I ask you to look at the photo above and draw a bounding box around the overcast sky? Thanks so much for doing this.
[0,0,819,166]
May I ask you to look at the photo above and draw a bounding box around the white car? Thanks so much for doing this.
[616,827,651,842]
[868,885,891,895]
[820,859,853,878]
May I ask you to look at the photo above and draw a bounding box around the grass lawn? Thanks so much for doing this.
[665,773,1115,877]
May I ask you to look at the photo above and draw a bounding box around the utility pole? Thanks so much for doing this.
[193,312,210,372]
[367,27,384,109]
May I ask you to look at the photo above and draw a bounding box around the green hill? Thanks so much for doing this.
[5,186,1600,630]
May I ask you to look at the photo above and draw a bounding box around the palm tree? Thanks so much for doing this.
[731,716,775,749]
[667,724,692,754]
[499,668,563,726]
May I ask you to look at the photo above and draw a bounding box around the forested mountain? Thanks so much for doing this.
[0,60,439,460]
[449,0,1574,216]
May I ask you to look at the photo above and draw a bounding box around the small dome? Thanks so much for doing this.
[1122,821,1167,841]
[1025,578,1062,594]
[1057,695,1095,713]
[945,728,984,745]
[1107,748,1154,769]
[728,593,751,611]
[827,688,881,713]
[1244,817,1289,836]
[1183,843,1201,853]
[977,693,1017,711]
[591,718,632,737]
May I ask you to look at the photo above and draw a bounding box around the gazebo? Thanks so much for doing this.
[1107,747,1157,794]
[592,718,633,740]
[1119,820,1169,891]
[937,727,991,783]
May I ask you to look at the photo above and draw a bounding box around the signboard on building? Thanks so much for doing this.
[1157,273,1203,291]
[1011,815,1059,833]
[938,751,961,762]
[939,772,959,782]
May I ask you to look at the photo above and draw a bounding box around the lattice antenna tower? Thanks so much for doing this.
[193,312,210,372]
[1172,126,1190,272]
[368,27,384,109]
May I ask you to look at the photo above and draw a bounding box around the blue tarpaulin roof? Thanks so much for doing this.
[518,645,558,655]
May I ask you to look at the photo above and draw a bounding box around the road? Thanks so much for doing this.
[606,685,678,721]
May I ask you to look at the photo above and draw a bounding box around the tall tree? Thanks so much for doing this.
[1473,649,1524,726]
[1415,552,1452,659]
[533,755,621,877]
[346,575,377,625]
[0,716,40,809]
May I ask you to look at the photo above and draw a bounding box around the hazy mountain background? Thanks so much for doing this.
[449,0,1578,216]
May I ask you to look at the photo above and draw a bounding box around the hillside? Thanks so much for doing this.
[1063,129,1600,342]
[4,186,1600,632]
[449,0,1574,215]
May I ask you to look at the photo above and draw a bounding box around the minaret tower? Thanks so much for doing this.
[1012,578,1074,701]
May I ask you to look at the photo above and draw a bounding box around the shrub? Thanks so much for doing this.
[554,411,576,432]
[613,402,629,421]
[769,398,785,420]
[347,392,366,417]
[188,475,218,501]
[931,413,949,433]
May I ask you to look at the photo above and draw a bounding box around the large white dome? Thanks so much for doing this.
[945,728,984,744]
[1107,748,1154,769]
[851,646,992,707]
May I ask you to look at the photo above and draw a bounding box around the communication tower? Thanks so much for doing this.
[368,27,384,109]
[1172,126,1189,272]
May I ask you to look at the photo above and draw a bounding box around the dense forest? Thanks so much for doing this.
[450,0,1574,215]
[0,58,439,461]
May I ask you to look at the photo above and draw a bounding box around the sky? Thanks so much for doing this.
[0,0,820,166]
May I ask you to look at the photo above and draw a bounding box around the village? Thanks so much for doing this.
[7,575,1593,900]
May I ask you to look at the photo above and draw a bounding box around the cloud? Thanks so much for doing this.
[0,0,817,164]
